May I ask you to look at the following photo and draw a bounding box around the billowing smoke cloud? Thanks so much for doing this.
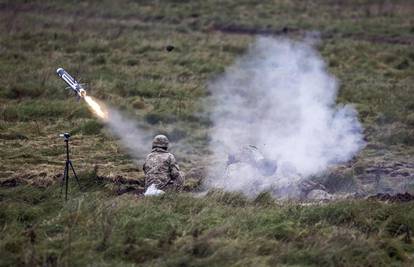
[205,37,364,197]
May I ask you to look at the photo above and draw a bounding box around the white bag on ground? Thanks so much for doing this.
[144,184,165,196]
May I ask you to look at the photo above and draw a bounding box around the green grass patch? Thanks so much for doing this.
[1,100,90,122]
[1,187,414,266]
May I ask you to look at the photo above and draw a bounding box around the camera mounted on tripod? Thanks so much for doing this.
[59,133,71,141]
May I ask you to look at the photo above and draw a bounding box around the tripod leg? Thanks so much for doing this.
[65,161,69,201]
[69,161,82,190]
[61,163,68,194]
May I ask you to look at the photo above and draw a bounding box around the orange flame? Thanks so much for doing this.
[84,96,108,120]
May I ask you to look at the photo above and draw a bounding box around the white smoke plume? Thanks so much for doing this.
[205,37,365,197]
[105,108,154,162]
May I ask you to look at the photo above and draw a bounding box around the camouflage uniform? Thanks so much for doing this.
[143,135,184,192]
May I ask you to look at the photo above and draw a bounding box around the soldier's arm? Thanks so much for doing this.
[143,156,149,174]
[169,154,182,181]
[143,162,147,174]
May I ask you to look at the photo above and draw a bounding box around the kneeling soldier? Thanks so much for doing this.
[143,135,184,192]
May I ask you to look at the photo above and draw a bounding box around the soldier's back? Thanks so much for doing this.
[144,148,174,189]
[145,151,171,173]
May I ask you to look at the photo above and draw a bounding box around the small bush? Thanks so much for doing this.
[131,98,146,109]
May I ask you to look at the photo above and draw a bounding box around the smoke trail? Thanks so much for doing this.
[105,108,154,162]
[84,97,191,167]
[205,37,365,197]
[80,94,154,163]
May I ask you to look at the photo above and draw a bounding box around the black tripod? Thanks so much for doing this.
[60,133,81,201]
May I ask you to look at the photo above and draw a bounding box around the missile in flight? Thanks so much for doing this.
[56,67,86,98]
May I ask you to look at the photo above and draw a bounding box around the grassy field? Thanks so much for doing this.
[1,0,414,266]
[2,181,414,266]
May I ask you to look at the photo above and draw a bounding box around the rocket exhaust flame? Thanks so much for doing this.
[84,95,108,120]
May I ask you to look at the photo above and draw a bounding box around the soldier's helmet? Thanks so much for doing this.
[152,134,169,149]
